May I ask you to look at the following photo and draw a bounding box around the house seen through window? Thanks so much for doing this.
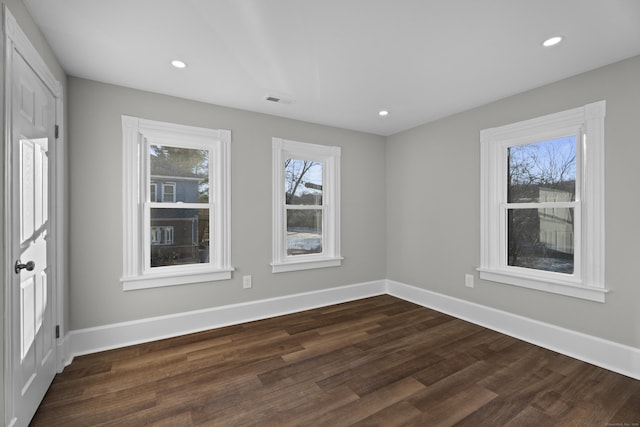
[149,145,210,267]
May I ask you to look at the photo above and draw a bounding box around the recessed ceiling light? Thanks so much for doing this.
[542,36,563,47]
[379,110,389,117]
[171,60,187,69]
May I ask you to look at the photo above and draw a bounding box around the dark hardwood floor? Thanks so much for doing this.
[31,295,640,426]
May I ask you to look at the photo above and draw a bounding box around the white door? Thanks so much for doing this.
[8,49,57,427]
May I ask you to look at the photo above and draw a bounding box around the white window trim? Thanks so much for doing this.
[479,100,607,302]
[121,116,233,290]
[271,138,342,273]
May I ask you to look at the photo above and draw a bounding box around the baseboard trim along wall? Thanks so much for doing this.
[68,280,387,358]
[385,280,640,381]
[64,279,640,380]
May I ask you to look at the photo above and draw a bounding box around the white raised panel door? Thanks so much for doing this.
[9,49,57,426]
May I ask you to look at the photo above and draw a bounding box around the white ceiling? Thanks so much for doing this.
[24,0,640,136]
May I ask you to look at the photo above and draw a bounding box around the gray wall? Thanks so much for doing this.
[67,77,387,329]
[1,0,67,422]
[386,55,640,348]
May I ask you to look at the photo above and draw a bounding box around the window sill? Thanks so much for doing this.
[121,267,234,291]
[271,257,343,273]
[477,268,608,303]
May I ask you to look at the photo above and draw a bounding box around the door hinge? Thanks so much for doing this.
[55,124,59,139]
[55,325,60,339]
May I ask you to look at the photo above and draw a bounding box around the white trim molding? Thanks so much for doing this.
[63,279,639,381]
[479,101,607,302]
[69,280,386,357]
[3,8,62,98]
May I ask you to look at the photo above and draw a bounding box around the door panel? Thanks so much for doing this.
[10,49,57,426]
[20,137,48,242]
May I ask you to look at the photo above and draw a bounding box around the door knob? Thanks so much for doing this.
[15,260,35,274]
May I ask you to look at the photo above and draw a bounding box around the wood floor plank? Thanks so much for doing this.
[409,360,496,411]
[415,383,498,426]
[350,401,423,427]
[256,385,360,427]
[412,350,479,386]
[191,381,327,425]
[302,377,427,426]
[530,389,573,418]
[30,296,640,426]
[37,383,158,426]
[315,347,414,392]
[502,405,555,427]
[345,351,443,396]
[100,409,194,427]
[609,388,640,426]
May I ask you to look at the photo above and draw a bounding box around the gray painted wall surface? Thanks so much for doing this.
[67,77,387,329]
[386,55,640,348]
[1,0,67,422]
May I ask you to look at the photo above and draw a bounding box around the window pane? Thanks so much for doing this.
[285,159,322,205]
[508,208,574,274]
[508,136,576,203]
[150,145,209,203]
[150,208,210,267]
[162,183,175,202]
[287,209,322,255]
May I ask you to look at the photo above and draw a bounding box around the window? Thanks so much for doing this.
[479,101,607,302]
[121,116,233,290]
[272,138,342,272]
[161,182,176,202]
[151,226,174,245]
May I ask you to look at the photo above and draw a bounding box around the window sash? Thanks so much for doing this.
[499,201,581,282]
[143,202,214,272]
[284,205,326,259]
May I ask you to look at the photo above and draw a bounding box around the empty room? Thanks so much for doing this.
[2,0,640,426]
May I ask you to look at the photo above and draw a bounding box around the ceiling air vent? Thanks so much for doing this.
[265,94,293,104]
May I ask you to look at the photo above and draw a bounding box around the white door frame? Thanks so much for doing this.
[3,6,66,426]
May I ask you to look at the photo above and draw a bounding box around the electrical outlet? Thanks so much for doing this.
[465,274,474,288]
[243,275,252,289]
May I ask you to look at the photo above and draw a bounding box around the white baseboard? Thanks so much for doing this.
[64,278,639,381]
[386,279,640,380]
[68,279,387,359]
